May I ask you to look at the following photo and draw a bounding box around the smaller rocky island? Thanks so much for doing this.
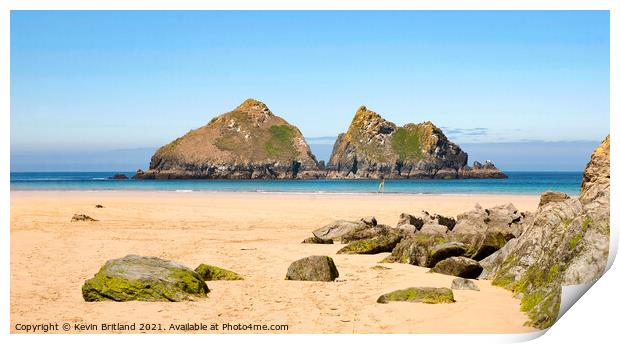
[327,106,506,179]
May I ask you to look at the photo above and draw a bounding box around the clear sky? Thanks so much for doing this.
[10,11,609,170]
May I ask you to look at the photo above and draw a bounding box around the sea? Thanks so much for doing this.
[10,171,582,195]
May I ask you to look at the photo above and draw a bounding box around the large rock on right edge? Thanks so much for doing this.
[481,135,610,329]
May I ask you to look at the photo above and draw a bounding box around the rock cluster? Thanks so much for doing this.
[377,287,455,304]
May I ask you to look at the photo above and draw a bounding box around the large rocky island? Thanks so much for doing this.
[134,100,506,180]
[134,99,325,179]
[327,106,506,179]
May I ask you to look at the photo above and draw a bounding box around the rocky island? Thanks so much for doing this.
[134,100,506,180]
[327,106,506,179]
[134,99,325,179]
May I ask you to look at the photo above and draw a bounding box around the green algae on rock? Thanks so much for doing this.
[285,255,339,282]
[377,287,455,304]
[195,264,243,281]
[82,255,209,302]
[337,233,402,255]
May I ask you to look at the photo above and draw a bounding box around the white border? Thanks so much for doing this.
[1,1,617,344]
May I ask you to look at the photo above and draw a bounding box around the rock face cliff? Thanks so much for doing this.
[134,99,325,179]
[326,106,506,179]
[479,135,610,329]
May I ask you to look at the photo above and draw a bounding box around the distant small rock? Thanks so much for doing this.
[430,256,483,278]
[377,287,455,304]
[195,264,243,281]
[71,214,98,222]
[370,265,391,270]
[301,236,334,244]
[285,255,339,282]
[95,204,104,208]
[451,277,480,291]
[110,173,129,180]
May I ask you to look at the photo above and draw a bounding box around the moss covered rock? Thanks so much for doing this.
[337,233,402,254]
[377,287,455,304]
[285,255,339,282]
[301,236,334,244]
[82,255,209,302]
[195,264,243,281]
[430,256,483,278]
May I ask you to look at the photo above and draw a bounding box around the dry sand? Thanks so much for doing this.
[10,191,540,334]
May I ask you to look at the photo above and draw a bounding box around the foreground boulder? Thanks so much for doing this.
[82,255,209,302]
[377,287,455,304]
[301,236,333,244]
[71,214,98,222]
[133,99,325,180]
[195,264,243,281]
[451,277,480,291]
[429,257,483,278]
[480,135,610,329]
[337,233,402,254]
[285,256,339,281]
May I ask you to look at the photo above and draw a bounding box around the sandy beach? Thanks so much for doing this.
[10,191,540,333]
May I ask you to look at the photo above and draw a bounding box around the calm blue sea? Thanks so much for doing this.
[10,171,582,195]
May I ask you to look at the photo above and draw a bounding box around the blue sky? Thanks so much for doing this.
[10,11,609,170]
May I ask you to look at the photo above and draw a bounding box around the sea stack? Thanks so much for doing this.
[326,106,506,179]
[134,99,325,179]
